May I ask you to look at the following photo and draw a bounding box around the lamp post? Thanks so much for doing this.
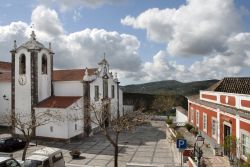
[195,133,204,167]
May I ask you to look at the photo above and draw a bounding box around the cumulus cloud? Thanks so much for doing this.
[31,5,64,40]
[1,1,249,83]
[53,29,141,71]
[120,0,250,82]
[139,51,192,82]
[0,21,29,61]
[0,5,141,75]
[121,0,241,56]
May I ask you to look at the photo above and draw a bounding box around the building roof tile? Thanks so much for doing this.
[35,96,81,108]
[0,61,11,72]
[53,68,97,81]
[214,77,250,95]
[0,72,11,82]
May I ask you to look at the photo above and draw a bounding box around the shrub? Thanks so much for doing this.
[185,123,194,131]
[166,118,173,125]
[176,131,184,139]
[190,128,198,136]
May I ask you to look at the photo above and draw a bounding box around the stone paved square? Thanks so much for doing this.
[10,121,181,167]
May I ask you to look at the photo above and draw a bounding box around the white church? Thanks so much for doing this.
[0,31,130,140]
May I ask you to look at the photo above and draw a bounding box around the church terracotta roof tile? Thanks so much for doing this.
[214,77,250,95]
[0,72,11,82]
[35,96,82,108]
[53,68,97,81]
[0,61,11,71]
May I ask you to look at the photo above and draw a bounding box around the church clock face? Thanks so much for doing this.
[18,75,27,85]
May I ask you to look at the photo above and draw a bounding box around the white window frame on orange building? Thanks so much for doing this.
[196,110,199,127]
[191,107,194,123]
[240,129,250,161]
[203,113,207,132]
[212,117,217,140]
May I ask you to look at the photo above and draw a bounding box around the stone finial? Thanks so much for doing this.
[83,67,92,81]
[30,30,36,40]
[114,72,118,82]
[14,40,17,49]
[49,42,52,50]
[85,67,89,76]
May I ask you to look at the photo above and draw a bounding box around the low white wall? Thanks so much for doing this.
[123,105,134,115]
[176,110,188,123]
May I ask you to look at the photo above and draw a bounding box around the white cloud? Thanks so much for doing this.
[121,0,241,56]
[139,51,192,82]
[0,21,29,61]
[31,5,64,40]
[120,0,250,82]
[1,2,249,83]
[188,32,250,80]
[73,9,82,22]
[0,5,141,75]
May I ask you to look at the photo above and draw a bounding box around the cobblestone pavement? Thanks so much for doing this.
[11,121,182,167]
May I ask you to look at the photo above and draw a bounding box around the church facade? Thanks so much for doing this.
[0,31,126,140]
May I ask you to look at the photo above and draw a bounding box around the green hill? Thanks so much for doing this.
[122,79,219,96]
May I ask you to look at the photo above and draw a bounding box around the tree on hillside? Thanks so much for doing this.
[0,110,62,160]
[152,95,175,117]
[87,99,146,167]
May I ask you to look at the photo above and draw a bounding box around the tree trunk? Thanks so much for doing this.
[22,140,30,161]
[114,132,119,167]
[114,145,119,167]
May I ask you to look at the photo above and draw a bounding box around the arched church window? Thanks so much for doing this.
[19,54,26,74]
[42,54,47,74]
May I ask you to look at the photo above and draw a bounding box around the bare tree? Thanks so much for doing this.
[0,110,62,160]
[88,99,145,167]
[152,95,175,118]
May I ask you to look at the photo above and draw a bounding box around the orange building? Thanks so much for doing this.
[188,78,250,161]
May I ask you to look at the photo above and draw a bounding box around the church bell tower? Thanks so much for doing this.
[10,31,54,134]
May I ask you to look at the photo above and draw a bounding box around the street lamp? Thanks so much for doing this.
[195,133,204,167]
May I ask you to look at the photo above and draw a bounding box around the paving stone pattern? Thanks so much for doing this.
[12,121,182,167]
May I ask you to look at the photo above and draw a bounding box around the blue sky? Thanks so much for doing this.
[0,0,250,85]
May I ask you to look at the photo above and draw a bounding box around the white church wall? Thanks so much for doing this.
[35,98,84,139]
[37,50,51,102]
[35,108,69,139]
[53,81,83,96]
[90,78,103,101]
[0,82,11,126]
[89,77,119,120]
[15,49,32,134]
[67,98,84,138]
